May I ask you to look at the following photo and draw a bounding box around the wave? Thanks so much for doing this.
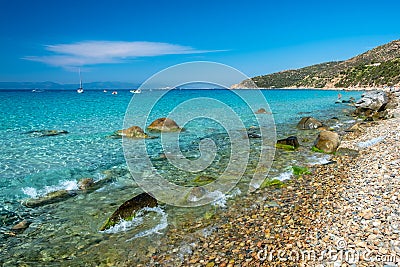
[101,206,168,241]
[22,180,79,199]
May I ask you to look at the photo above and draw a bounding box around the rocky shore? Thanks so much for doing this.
[129,92,400,266]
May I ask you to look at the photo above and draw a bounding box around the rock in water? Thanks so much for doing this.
[355,91,388,111]
[114,125,150,138]
[255,108,268,114]
[277,136,300,148]
[23,190,77,208]
[314,130,340,153]
[25,130,69,137]
[100,192,158,231]
[147,118,181,132]
[297,117,323,130]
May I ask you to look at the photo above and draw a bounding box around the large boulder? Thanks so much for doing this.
[277,136,300,148]
[355,91,388,111]
[100,192,158,231]
[147,118,181,132]
[297,117,323,130]
[114,125,149,138]
[314,130,340,153]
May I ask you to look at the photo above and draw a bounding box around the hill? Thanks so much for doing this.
[233,40,400,89]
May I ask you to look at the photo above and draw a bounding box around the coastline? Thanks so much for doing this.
[138,92,400,266]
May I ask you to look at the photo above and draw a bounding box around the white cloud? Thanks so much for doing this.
[24,41,220,68]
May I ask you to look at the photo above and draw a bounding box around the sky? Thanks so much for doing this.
[0,0,399,85]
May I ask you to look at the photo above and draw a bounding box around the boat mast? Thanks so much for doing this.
[79,68,83,89]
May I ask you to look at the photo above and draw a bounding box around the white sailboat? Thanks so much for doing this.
[77,68,84,94]
[130,89,141,94]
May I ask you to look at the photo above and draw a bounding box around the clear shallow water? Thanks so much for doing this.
[0,89,363,265]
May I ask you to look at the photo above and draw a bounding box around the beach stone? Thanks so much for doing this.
[23,190,77,208]
[345,122,365,133]
[355,91,388,111]
[100,192,158,231]
[314,130,340,153]
[277,136,299,148]
[297,117,323,130]
[115,125,149,138]
[78,178,95,190]
[147,118,181,132]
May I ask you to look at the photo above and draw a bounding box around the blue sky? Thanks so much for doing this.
[0,0,399,84]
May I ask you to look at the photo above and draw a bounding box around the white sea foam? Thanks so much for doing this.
[308,154,331,165]
[22,180,79,199]
[275,170,293,181]
[22,187,38,198]
[358,136,386,148]
[210,191,227,208]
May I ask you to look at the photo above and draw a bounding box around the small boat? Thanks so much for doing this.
[77,68,84,93]
[130,89,141,94]
[103,89,107,93]
[32,89,44,93]
[112,91,118,95]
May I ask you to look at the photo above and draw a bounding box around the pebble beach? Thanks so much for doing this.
[138,93,400,267]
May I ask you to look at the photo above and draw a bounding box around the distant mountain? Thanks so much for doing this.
[232,40,400,89]
[0,81,140,90]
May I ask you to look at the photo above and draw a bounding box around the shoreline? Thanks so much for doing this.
[137,93,400,266]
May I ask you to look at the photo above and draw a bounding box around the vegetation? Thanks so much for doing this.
[236,40,400,88]
[261,178,285,189]
[275,143,296,151]
[292,166,311,176]
[311,146,325,153]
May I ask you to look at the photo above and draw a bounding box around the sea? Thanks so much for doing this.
[0,89,363,265]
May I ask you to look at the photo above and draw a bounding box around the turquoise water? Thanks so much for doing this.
[0,89,362,265]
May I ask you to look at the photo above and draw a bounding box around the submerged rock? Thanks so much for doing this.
[296,117,323,130]
[147,118,181,132]
[100,192,158,231]
[314,130,340,153]
[192,175,216,186]
[277,136,299,148]
[25,130,69,137]
[23,190,77,208]
[11,220,31,232]
[113,125,150,139]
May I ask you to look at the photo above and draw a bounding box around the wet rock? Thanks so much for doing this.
[297,117,323,130]
[147,118,181,132]
[113,125,150,139]
[186,187,208,201]
[277,136,299,148]
[247,128,261,138]
[78,178,95,190]
[23,190,77,208]
[314,130,340,153]
[100,192,158,231]
[25,130,69,137]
